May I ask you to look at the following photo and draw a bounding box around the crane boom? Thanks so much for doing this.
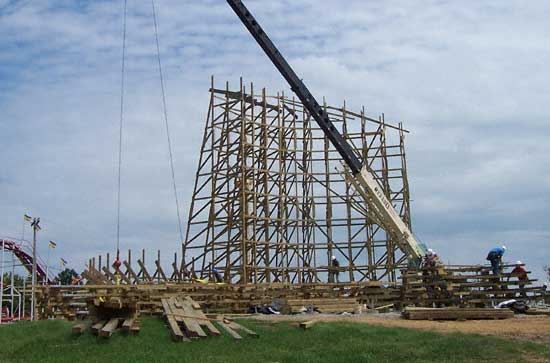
[226,0,427,261]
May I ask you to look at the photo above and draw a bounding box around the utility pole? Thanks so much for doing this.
[30,217,40,321]
[1,239,5,324]
[10,249,15,318]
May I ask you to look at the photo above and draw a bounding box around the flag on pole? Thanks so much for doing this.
[24,214,32,222]
[60,258,67,267]
[48,241,57,249]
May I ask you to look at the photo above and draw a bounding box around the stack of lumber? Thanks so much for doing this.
[402,307,514,320]
[38,281,401,318]
[525,308,550,316]
[71,287,141,338]
[73,316,140,337]
[273,297,359,314]
[401,264,547,308]
[161,296,257,342]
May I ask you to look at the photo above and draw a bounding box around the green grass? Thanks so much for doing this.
[1,317,549,363]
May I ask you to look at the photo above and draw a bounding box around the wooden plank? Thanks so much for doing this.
[121,318,135,332]
[123,261,139,283]
[403,307,514,320]
[99,318,120,337]
[155,260,168,282]
[161,298,187,342]
[217,321,242,340]
[299,320,316,330]
[229,321,258,337]
[130,324,141,335]
[176,298,208,338]
[525,309,550,316]
[91,320,107,335]
[185,296,202,310]
[180,297,221,336]
[72,321,91,334]
[137,260,153,282]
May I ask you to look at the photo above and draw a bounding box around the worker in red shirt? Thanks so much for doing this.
[509,261,528,298]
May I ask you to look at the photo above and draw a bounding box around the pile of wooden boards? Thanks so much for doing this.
[402,307,514,320]
[273,297,359,314]
[401,264,547,308]
[38,281,400,319]
[525,308,550,316]
[73,317,141,337]
[161,297,258,342]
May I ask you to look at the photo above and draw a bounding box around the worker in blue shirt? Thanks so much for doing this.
[211,267,224,283]
[486,245,506,274]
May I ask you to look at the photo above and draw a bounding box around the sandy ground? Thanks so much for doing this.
[250,312,550,344]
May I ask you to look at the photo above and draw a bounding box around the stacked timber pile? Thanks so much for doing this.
[273,297,360,314]
[525,308,550,316]
[38,281,401,318]
[401,264,546,307]
[402,307,514,320]
[37,285,91,320]
[72,291,141,338]
[161,296,257,341]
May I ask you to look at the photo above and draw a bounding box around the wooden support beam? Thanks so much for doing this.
[91,320,107,335]
[72,321,91,334]
[99,318,121,337]
[137,260,153,282]
[217,320,242,340]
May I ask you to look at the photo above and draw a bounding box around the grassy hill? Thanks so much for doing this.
[1,317,549,362]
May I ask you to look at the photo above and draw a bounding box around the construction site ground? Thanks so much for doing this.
[3,316,550,363]
[252,313,550,344]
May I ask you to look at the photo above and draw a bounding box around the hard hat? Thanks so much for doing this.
[331,256,336,260]
[427,248,434,254]
[516,261,522,265]
[502,245,507,250]
[212,267,218,273]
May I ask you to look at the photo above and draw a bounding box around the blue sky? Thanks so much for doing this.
[0,0,549,281]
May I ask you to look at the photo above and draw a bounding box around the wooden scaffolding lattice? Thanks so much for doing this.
[183,78,413,284]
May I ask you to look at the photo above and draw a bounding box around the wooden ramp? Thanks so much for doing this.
[161,297,257,342]
[402,307,514,320]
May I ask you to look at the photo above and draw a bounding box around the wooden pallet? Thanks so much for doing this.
[161,297,258,342]
[402,307,514,320]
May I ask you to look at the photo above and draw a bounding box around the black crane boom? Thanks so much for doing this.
[226,0,363,175]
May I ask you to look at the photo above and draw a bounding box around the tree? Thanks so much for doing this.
[1,273,26,287]
[57,268,78,285]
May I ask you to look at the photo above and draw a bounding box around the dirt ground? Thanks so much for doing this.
[251,312,550,344]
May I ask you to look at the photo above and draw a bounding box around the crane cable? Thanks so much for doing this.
[151,0,185,245]
[115,0,128,261]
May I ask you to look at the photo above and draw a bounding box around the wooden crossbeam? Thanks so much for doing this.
[137,260,153,282]
[123,261,139,284]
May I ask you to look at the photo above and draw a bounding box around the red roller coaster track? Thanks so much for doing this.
[0,239,53,284]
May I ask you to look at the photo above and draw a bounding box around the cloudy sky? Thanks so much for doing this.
[1,0,549,281]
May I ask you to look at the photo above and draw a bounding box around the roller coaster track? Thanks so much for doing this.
[0,239,53,284]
